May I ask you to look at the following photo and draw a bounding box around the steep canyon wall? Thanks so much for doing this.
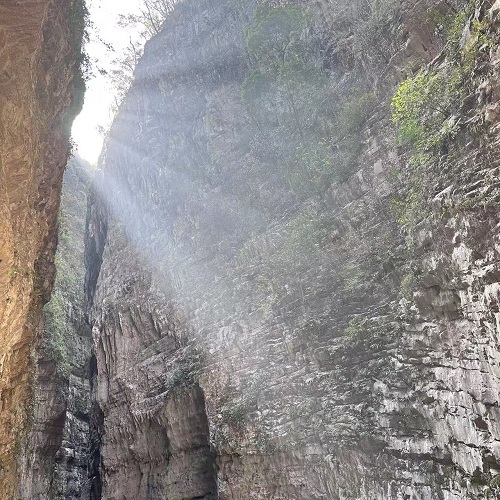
[0,0,85,497]
[22,159,92,499]
[85,0,500,499]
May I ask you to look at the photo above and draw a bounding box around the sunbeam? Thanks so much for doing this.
[4,0,500,498]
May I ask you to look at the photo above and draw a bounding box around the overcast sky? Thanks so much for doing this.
[71,0,143,164]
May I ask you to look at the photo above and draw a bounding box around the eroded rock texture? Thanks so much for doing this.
[0,1,84,497]
[86,0,500,498]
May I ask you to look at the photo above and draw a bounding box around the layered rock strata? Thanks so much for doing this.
[86,0,500,498]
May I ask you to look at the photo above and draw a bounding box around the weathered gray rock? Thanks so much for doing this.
[84,0,500,499]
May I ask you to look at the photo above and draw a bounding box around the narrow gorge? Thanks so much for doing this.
[3,0,500,499]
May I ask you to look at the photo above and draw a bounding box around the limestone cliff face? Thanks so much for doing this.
[0,1,85,497]
[86,0,500,498]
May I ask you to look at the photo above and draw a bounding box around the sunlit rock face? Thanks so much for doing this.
[0,1,84,497]
[86,0,500,498]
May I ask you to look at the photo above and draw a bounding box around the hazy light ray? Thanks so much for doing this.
[90,123,269,317]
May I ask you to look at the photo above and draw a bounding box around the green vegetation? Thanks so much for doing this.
[119,0,177,38]
[342,314,396,345]
[389,1,497,322]
[8,266,21,279]
[219,375,263,428]
[69,0,90,71]
[391,70,453,147]
[239,208,332,297]
[43,164,88,377]
[486,474,500,498]
[110,1,179,111]
[44,291,71,377]
[338,92,377,134]
[332,91,377,182]
[220,397,249,426]
[242,6,333,195]
[68,0,91,115]
[240,5,380,200]
[343,316,367,341]
[352,0,400,66]
[399,270,417,302]
[316,0,400,71]
[428,2,476,58]
[390,1,490,233]
[164,343,203,393]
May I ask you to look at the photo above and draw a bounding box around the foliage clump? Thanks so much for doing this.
[219,375,263,429]
[486,474,500,498]
[44,292,71,377]
[165,343,203,393]
[390,1,490,232]
[68,0,91,112]
[108,1,180,111]
[343,316,367,341]
[390,1,495,319]
[43,163,88,377]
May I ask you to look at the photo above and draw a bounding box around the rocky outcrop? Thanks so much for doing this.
[85,0,500,499]
[0,1,85,497]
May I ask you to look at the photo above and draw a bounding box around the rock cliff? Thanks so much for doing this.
[22,158,92,500]
[82,0,500,499]
[0,1,85,497]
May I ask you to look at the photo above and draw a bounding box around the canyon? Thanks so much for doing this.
[3,0,500,499]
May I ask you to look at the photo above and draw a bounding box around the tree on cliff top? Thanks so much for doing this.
[119,0,179,39]
[108,0,179,112]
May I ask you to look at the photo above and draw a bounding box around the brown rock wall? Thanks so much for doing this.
[0,1,84,497]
